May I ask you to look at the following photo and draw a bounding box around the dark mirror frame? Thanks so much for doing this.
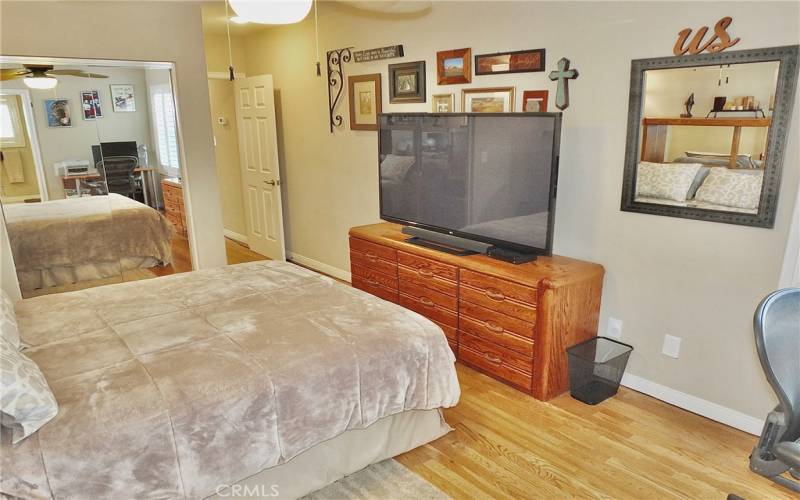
[620,45,799,228]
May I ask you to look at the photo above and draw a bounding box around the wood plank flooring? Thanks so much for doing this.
[397,364,791,499]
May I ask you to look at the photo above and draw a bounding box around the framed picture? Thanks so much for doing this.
[44,99,72,127]
[348,73,381,131]
[389,61,426,103]
[437,48,471,85]
[461,87,515,113]
[522,90,549,112]
[110,84,136,112]
[432,93,455,113]
[475,49,545,76]
[80,90,102,120]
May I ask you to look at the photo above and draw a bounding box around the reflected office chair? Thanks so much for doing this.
[95,155,139,198]
[750,287,800,493]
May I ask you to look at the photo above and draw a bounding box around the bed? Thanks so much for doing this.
[0,260,460,499]
[3,194,174,294]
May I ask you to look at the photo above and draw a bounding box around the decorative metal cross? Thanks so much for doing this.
[548,58,579,110]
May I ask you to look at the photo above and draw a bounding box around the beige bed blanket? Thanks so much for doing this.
[1,261,460,499]
[4,194,173,273]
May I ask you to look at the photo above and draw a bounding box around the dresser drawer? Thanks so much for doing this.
[162,184,181,202]
[460,332,532,375]
[399,293,457,328]
[353,276,398,304]
[164,198,183,216]
[165,212,184,229]
[398,251,458,282]
[434,320,457,343]
[350,251,397,277]
[459,300,535,339]
[398,265,458,297]
[459,341,532,391]
[460,270,536,322]
[399,280,457,312]
[351,264,398,290]
[350,237,397,262]
[459,317,533,357]
[448,340,458,358]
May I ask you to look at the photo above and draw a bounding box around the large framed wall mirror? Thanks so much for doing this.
[621,45,799,227]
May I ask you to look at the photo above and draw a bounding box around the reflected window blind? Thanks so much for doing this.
[152,91,180,173]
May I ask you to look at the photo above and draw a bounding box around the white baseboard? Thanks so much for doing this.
[223,229,248,245]
[288,252,351,283]
[621,372,764,436]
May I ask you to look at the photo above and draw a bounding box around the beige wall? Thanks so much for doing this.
[208,78,247,236]
[237,1,800,420]
[0,96,40,201]
[1,1,227,273]
[204,34,248,75]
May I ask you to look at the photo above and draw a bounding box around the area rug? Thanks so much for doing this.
[302,459,450,499]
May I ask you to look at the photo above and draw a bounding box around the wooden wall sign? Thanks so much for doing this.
[353,45,404,62]
[673,16,740,56]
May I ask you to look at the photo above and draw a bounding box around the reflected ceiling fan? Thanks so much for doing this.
[0,64,108,90]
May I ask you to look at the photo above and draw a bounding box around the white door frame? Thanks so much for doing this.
[0,88,48,201]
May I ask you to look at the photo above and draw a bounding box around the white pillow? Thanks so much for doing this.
[694,168,763,210]
[636,162,702,202]
[0,336,58,443]
[380,155,415,182]
[0,289,20,350]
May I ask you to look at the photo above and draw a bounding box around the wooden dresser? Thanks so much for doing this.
[349,223,604,401]
[161,178,187,236]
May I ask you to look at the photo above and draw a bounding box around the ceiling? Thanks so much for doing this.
[201,1,433,36]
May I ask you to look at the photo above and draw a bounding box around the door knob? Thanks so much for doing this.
[263,179,281,186]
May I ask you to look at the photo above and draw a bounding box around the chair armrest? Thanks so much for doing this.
[775,441,800,468]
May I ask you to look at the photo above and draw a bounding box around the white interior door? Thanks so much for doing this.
[234,75,285,260]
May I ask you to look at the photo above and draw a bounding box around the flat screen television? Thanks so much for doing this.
[379,113,562,257]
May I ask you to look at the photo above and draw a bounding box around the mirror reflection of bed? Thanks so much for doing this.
[635,61,778,215]
[0,58,194,298]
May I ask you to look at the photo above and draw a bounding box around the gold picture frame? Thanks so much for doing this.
[348,73,382,131]
[432,93,455,113]
[461,87,515,113]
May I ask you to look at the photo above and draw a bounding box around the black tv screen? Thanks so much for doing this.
[379,113,561,255]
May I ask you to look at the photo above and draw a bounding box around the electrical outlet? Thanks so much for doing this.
[662,334,682,359]
[607,317,623,340]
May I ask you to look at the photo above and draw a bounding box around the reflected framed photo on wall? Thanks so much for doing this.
[389,61,426,103]
[44,98,72,127]
[475,49,545,75]
[522,90,549,112]
[432,93,455,113]
[80,90,102,120]
[437,48,471,85]
[110,84,136,112]
[461,87,515,113]
[348,73,382,131]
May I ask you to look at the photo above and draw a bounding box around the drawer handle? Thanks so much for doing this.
[484,353,502,365]
[419,297,435,307]
[365,277,378,286]
[365,251,378,262]
[485,320,504,333]
[485,288,506,301]
[418,268,434,278]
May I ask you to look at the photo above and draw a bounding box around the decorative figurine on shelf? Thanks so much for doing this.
[681,92,695,118]
[548,57,579,110]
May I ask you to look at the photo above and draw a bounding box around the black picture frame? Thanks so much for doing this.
[620,45,799,228]
[388,61,426,103]
[474,49,545,76]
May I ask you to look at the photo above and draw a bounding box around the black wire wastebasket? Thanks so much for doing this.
[566,336,633,405]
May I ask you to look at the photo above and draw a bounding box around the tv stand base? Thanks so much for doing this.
[487,246,538,264]
[404,237,476,256]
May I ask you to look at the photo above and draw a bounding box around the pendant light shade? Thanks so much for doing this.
[23,76,58,90]
[228,0,312,25]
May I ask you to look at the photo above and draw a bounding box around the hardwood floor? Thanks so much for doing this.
[397,364,790,499]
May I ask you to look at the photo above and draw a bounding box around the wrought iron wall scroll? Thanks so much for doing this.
[327,47,353,133]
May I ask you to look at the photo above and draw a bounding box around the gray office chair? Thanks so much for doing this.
[93,155,140,198]
[750,287,800,493]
